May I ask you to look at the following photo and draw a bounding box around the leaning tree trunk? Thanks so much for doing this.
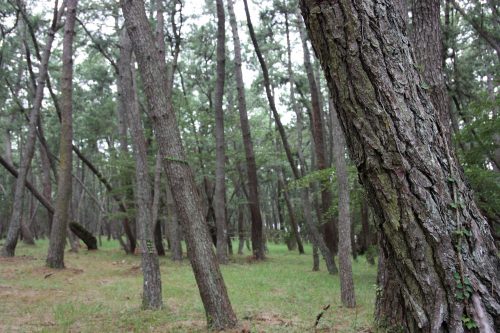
[300,1,499,331]
[1,0,65,257]
[120,0,237,329]
[119,28,162,310]
[46,0,78,269]
[227,0,265,260]
[69,222,97,250]
[214,0,228,264]
[330,100,355,308]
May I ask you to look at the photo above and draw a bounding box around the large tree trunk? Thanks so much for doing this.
[120,1,237,329]
[214,0,228,264]
[300,1,500,331]
[118,28,162,310]
[227,0,265,260]
[330,99,355,308]
[1,0,65,257]
[46,0,78,269]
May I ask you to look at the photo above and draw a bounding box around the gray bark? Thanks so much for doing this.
[330,99,355,308]
[1,0,66,257]
[214,0,228,264]
[118,29,162,310]
[120,0,237,329]
[46,0,77,269]
[300,0,500,331]
[227,0,265,260]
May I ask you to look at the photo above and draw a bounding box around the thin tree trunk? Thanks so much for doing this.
[1,0,66,257]
[284,9,336,273]
[297,11,339,258]
[237,201,245,255]
[278,170,304,254]
[166,180,182,261]
[152,154,165,256]
[120,1,237,329]
[330,99,355,308]
[228,0,265,260]
[214,0,228,264]
[46,0,77,269]
[300,1,500,331]
[119,28,163,309]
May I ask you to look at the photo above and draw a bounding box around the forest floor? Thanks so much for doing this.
[0,240,377,332]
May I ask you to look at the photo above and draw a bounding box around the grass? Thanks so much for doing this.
[0,240,377,332]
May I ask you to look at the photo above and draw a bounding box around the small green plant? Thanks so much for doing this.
[453,272,473,301]
[461,315,478,329]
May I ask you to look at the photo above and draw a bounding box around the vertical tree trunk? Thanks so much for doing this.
[166,178,182,261]
[1,0,65,257]
[284,10,336,273]
[227,0,265,260]
[152,155,166,256]
[119,28,163,310]
[214,0,228,264]
[237,200,245,255]
[297,10,339,258]
[46,0,78,269]
[330,100,355,308]
[300,1,500,331]
[278,170,305,254]
[412,0,451,142]
[120,1,237,329]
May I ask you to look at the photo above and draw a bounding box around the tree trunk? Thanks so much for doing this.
[166,179,182,261]
[152,154,166,256]
[284,10,336,273]
[412,0,451,142]
[46,0,78,269]
[330,99,355,308]
[300,1,500,331]
[214,0,228,264]
[237,201,245,255]
[297,10,339,258]
[227,0,265,260]
[69,222,97,250]
[119,28,162,310]
[1,0,65,257]
[120,1,237,329]
[278,170,304,254]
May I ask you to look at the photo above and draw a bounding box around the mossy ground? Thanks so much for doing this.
[0,240,377,332]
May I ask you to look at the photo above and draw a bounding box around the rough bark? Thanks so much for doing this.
[412,0,451,142]
[1,0,66,257]
[119,28,162,310]
[330,100,355,308]
[46,0,77,269]
[300,1,500,331]
[214,0,228,264]
[227,0,265,260]
[69,222,97,250]
[120,0,237,329]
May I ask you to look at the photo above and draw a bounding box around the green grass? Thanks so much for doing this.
[0,240,377,332]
